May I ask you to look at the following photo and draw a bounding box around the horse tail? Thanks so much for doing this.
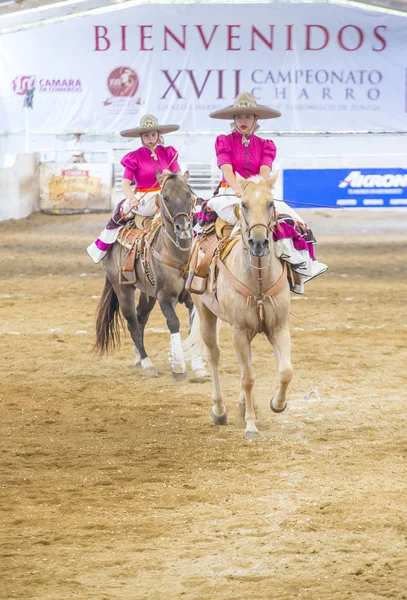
[182,307,204,361]
[182,306,221,361]
[94,277,122,355]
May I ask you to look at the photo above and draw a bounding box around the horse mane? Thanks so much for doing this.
[163,172,195,196]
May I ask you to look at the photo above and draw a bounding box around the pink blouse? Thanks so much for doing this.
[215,131,277,181]
[121,145,180,189]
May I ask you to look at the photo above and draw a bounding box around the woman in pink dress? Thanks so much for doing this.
[197,92,327,293]
[87,114,180,264]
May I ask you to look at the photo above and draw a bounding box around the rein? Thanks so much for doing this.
[216,255,287,332]
[118,148,181,223]
[215,198,287,331]
[209,192,342,210]
[158,173,194,251]
[273,197,343,209]
[148,174,194,274]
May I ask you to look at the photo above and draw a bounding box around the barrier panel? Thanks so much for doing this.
[39,162,114,214]
[282,167,407,208]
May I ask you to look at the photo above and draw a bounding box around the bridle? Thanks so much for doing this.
[239,193,280,272]
[158,174,195,252]
[215,190,287,331]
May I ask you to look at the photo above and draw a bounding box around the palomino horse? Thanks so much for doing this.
[185,172,293,439]
[94,172,207,380]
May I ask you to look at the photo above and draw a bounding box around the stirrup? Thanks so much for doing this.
[119,267,137,285]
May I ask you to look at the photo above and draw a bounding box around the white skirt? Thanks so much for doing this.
[207,186,305,227]
[206,185,327,292]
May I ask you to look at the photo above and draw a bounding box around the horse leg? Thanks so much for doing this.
[186,305,210,380]
[192,300,226,425]
[133,293,158,376]
[268,324,293,413]
[115,286,155,377]
[232,327,259,440]
[158,294,187,381]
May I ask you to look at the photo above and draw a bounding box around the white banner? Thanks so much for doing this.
[1,2,406,133]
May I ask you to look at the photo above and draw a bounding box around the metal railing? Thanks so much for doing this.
[112,157,219,202]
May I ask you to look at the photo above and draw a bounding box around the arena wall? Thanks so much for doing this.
[0,152,39,221]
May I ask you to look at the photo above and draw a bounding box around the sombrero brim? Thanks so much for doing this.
[120,124,180,138]
[209,106,281,120]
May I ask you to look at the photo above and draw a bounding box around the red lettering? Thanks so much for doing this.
[305,25,329,51]
[161,70,183,98]
[338,25,364,51]
[140,25,153,51]
[196,25,218,50]
[227,25,241,51]
[186,70,212,98]
[94,26,110,52]
[120,25,127,51]
[234,69,241,96]
[286,24,294,51]
[163,26,187,51]
[217,70,225,99]
[250,26,274,51]
[372,25,387,52]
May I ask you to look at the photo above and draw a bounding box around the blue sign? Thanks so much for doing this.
[283,168,407,208]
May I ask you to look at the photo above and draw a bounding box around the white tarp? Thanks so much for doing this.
[0,2,406,133]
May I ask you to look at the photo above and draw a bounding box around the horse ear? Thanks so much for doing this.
[156,170,165,184]
[236,172,249,189]
[183,170,190,182]
[266,170,279,189]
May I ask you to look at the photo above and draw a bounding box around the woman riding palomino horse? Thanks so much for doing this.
[186,172,293,439]
[88,115,207,379]
[195,92,327,293]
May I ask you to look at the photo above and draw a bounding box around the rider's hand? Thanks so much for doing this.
[162,169,171,176]
[130,195,140,209]
[234,184,243,198]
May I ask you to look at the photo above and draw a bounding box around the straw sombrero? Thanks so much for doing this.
[209,92,281,120]
[120,114,180,138]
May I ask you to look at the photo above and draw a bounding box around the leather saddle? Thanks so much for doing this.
[185,217,239,295]
[117,216,158,285]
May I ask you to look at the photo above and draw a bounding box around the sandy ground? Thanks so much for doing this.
[0,209,407,600]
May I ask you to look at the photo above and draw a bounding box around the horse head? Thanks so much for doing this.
[236,171,278,258]
[157,171,193,242]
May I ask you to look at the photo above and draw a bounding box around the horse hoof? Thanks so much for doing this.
[212,411,227,426]
[270,396,287,413]
[143,365,159,377]
[134,359,142,369]
[172,370,188,382]
[244,429,260,441]
[193,368,211,379]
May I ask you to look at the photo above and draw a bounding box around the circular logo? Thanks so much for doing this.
[107,67,139,97]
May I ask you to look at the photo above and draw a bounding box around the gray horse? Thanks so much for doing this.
[94,172,207,380]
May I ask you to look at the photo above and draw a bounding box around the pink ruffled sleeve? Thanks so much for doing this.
[166,146,180,172]
[121,152,138,182]
[215,135,232,167]
[260,139,277,167]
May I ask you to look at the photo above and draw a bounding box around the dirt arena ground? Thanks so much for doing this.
[1,209,406,600]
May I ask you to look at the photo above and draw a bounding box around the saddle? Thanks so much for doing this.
[185,217,239,295]
[117,216,159,285]
[186,215,291,300]
[186,216,289,331]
